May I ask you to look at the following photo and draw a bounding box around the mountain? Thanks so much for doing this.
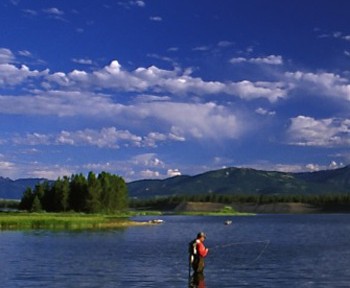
[127,166,350,198]
[2,165,350,200]
[0,177,48,200]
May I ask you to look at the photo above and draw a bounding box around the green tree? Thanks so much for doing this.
[19,187,34,210]
[69,174,88,212]
[51,176,70,212]
[86,171,102,213]
[31,195,42,212]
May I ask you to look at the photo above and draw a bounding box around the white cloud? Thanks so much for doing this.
[72,58,93,65]
[56,127,143,148]
[255,107,276,116]
[217,41,233,48]
[226,80,287,102]
[0,48,15,64]
[0,161,16,177]
[287,115,350,147]
[285,71,350,101]
[140,169,160,178]
[193,46,211,51]
[18,50,32,57]
[132,0,145,7]
[0,63,48,86]
[167,168,181,177]
[0,89,244,141]
[131,153,165,168]
[44,59,288,101]
[136,101,242,139]
[230,55,283,65]
[22,9,38,16]
[119,1,145,9]
[10,127,144,148]
[150,16,162,22]
[42,7,64,15]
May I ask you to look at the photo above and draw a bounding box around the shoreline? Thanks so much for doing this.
[0,212,157,231]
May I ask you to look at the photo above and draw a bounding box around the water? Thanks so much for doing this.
[1,214,350,287]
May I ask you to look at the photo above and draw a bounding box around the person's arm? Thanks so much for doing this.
[197,241,209,257]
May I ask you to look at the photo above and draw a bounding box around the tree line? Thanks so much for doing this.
[130,193,350,212]
[19,172,128,213]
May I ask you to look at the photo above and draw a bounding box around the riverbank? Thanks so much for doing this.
[173,201,321,214]
[0,212,154,230]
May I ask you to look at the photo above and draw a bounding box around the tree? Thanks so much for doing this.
[86,172,102,213]
[69,174,88,212]
[19,171,128,213]
[31,195,42,212]
[19,187,34,211]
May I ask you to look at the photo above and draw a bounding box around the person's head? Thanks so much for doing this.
[197,232,206,241]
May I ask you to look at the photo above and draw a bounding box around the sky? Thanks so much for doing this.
[1,0,350,181]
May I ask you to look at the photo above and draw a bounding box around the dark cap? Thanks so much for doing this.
[197,232,206,239]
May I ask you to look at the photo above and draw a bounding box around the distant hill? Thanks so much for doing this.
[2,165,350,200]
[127,166,350,198]
[0,177,48,200]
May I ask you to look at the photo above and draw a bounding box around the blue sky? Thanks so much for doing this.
[1,0,350,181]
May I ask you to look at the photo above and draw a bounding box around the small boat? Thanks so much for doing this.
[224,220,232,225]
[149,219,164,224]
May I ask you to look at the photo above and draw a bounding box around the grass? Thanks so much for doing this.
[176,206,254,216]
[0,207,253,231]
[0,212,151,231]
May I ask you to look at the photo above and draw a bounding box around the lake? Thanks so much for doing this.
[1,214,350,287]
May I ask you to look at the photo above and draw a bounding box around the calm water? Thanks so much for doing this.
[1,214,350,287]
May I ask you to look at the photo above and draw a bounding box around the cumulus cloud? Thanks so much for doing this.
[285,71,350,101]
[135,101,242,139]
[0,87,244,141]
[0,48,15,64]
[56,127,143,148]
[44,59,288,102]
[0,63,48,86]
[167,168,181,177]
[226,80,288,102]
[286,115,350,147]
[10,127,144,148]
[8,125,190,149]
[0,49,289,103]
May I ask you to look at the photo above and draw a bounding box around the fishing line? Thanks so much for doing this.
[210,239,271,267]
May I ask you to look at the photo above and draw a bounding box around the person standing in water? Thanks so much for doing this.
[189,232,209,273]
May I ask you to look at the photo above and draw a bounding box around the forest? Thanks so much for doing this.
[19,171,128,213]
[130,193,350,212]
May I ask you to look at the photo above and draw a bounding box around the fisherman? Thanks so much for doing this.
[190,232,209,274]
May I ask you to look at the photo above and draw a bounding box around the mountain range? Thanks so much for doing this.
[127,165,350,198]
[2,166,350,200]
[0,177,48,200]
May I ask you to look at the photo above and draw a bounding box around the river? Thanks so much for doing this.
[1,214,350,287]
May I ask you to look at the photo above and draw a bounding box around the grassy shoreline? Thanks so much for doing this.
[0,208,251,231]
[0,212,155,231]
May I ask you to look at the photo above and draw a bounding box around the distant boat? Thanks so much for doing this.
[149,219,164,224]
[224,220,232,225]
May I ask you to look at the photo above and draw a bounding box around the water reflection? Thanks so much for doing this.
[189,272,205,288]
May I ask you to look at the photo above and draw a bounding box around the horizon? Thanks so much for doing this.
[1,1,350,181]
[3,164,349,183]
